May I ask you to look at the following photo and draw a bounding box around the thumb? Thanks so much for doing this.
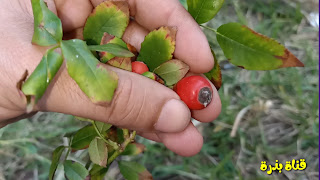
[39,63,191,133]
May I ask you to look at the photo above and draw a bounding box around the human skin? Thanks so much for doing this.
[0,0,221,157]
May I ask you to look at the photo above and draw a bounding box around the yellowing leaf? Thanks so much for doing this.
[204,50,222,90]
[137,26,176,71]
[118,161,153,180]
[216,23,304,70]
[88,43,134,58]
[61,39,118,105]
[154,60,189,86]
[31,0,62,46]
[98,33,133,71]
[107,57,132,71]
[142,72,156,81]
[21,49,63,112]
[121,143,146,156]
[88,138,108,167]
[99,33,129,63]
[83,1,130,45]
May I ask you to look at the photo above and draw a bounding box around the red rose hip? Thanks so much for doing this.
[174,75,213,110]
[132,61,149,74]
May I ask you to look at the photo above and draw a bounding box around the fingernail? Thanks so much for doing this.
[154,99,191,132]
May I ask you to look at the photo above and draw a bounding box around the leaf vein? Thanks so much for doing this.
[216,31,278,57]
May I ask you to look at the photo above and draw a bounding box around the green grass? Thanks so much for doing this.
[137,0,319,179]
[0,0,318,179]
[0,113,85,179]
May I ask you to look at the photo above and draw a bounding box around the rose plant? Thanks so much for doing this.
[19,0,304,179]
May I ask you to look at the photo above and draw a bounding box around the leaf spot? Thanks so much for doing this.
[39,22,45,29]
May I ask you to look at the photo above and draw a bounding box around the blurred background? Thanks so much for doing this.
[0,0,318,179]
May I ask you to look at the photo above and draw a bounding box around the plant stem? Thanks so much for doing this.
[75,116,94,123]
[107,130,137,165]
[64,137,72,162]
[123,129,129,138]
[130,131,137,141]
[64,147,71,162]
[107,150,120,165]
[92,121,119,150]
[50,44,60,51]
[200,25,217,33]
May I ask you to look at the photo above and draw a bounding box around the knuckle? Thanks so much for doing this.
[107,76,148,128]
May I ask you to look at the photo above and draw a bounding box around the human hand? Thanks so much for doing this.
[0,0,221,156]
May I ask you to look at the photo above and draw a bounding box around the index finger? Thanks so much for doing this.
[91,0,214,73]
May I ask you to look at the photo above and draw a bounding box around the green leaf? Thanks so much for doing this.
[99,33,129,63]
[187,0,225,24]
[94,121,112,134]
[121,143,145,156]
[88,44,134,58]
[31,0,62,46]
[61,39,118,104]
[153,60,189,86]
[89,164,109,180]
[49,146,65,180]
[64,132,76,138]
[88,138,108,167]
[116,128,125,144]
[71,125,98,150]
[142,72,156,81]
[21,48,63,112]
[118,161,153,180]
[137,26,176,71]
[204,50,222,90]
[216,23,304,70]
[83,1,130,45]
[64,160,89,180]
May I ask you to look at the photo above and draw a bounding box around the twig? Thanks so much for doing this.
[92,121,119,150]
[64,137,72,162]
[107,130,136,165]
[230,105,252,137]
